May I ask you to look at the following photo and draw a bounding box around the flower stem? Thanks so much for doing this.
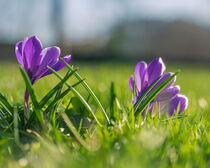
[24,89,30,119]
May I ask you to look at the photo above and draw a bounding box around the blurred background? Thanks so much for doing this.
[0,0,210,62]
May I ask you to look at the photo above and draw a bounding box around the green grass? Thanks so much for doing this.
[0,61,209,168]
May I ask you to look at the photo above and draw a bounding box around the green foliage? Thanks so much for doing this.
[0,62,209,168]
[61,58,110,124]
[0,92,13,116]
[47,66,102,126]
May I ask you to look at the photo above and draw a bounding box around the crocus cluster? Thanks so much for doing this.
[129,58,188,116]
[15,36,188,118]
[15,36,71,111]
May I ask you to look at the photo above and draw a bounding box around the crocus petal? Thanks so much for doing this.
[134,61,147,93]
[41,55,71,77]
[21,37,28,53]
[129,75,134,92]
[15,41,23,66]
[146,57,166,86]
[23,36,42,70]
[156,85,180,102]
[33,46,61,77]
[39,47,60,67]
[168,94,188,116]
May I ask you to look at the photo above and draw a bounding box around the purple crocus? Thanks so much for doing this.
[129,57,188,116]
[15,36,71,114]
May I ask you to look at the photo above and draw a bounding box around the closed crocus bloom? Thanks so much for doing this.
[15,36,71,84]
[129,57,188,116]
[15,36,71,115]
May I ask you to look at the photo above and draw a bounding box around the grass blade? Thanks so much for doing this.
[48,67,102,127]
[2,120,14,134]
[110,82,118,121]
[13,106,20,145]
[62,112,90,150]
[26,72,83,128]
[161,114,189,123]
[44,88,71,113]
[39,69,77,108]
[60,58,110,124]
[0,93,13,116]
[135,71,179,117]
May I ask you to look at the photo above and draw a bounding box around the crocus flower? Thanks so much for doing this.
[129,57,188,116]
[15,36,71,114]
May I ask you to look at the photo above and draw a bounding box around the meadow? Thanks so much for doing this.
[0,61,209,168]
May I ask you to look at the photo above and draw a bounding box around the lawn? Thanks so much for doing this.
[0,61,209,168]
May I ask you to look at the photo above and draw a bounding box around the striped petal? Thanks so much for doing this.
[15,41,23,66]
[156,85,180,102]
[146,57,166,86]
[134,61,147,93]
[23,36,42,71]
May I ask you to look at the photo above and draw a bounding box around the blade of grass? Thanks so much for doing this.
[65,97,72,111]
[0,93,13,116]
[72,78,86,88]
[0,115,8,121]
[80,93,91,116]
[39,69,77,108]
[26,74,84,128]
[110,82,118,121]
[44,70,72,127]
[44,88,70,114]
[19,66,44,125]
[27,70,73,128]
[135,71,179,117]
[13,106,20,145]
[62,112,90,151]
[2,120,14,134]
[0,108,13,133]
[46,78,87,117]
[49,89,64,127]
[48,66,102,127]
[60,58,110,124]
[161,114,189,123]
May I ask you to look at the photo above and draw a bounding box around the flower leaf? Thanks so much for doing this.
[134,71,179,118]
[133,75,163,111]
